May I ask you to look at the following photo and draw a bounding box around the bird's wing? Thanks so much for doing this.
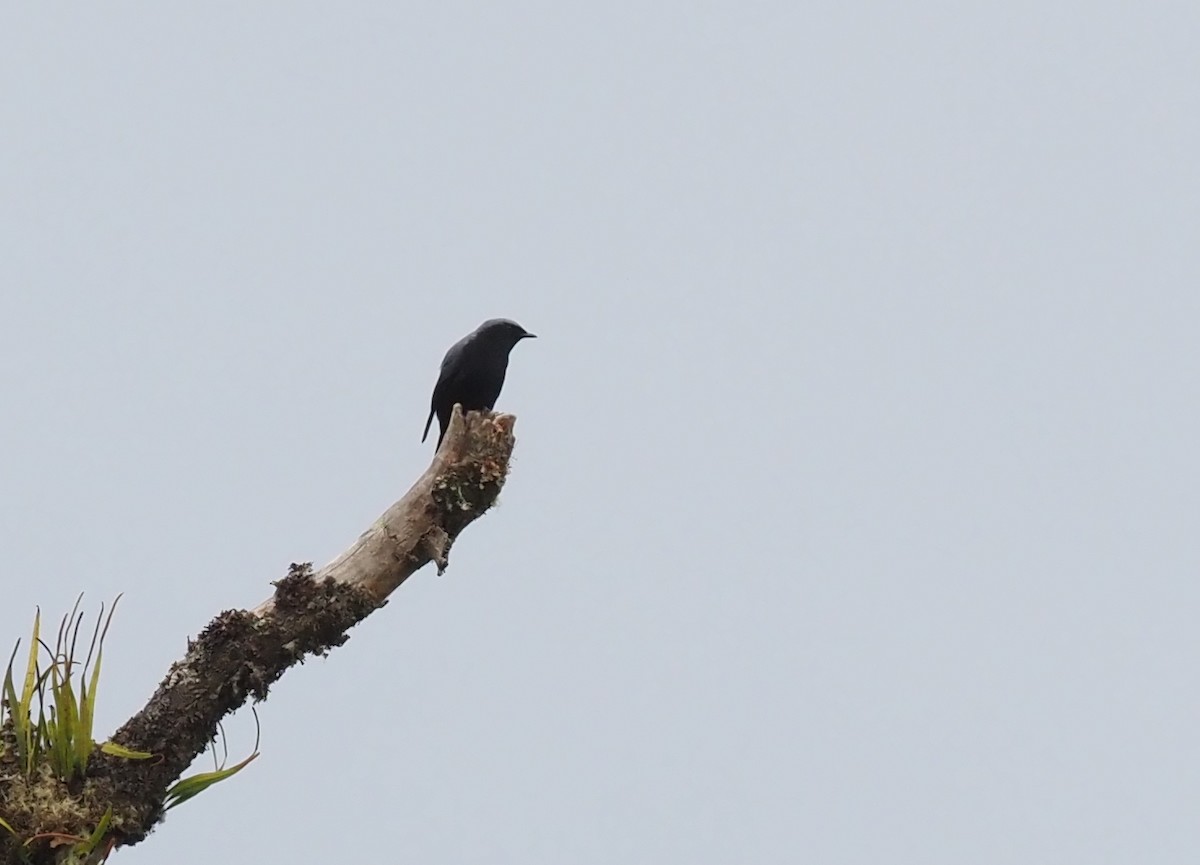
[422,331,475,443]
[440,333,472,372]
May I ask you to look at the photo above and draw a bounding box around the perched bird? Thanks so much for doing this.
[423,318,536,448]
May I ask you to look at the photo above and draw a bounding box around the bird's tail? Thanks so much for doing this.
[422,408,435,442]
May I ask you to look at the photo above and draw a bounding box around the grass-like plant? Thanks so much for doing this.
[1,598,259,861]
[2,596,117,783]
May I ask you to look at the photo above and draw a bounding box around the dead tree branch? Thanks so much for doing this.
[0,407,516,862]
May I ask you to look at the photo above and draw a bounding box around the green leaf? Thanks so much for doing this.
[18,612,41,774]
[0,815,15,836]
[18,613,40,722]
[164,752,259,810]
[74,807,112,856]
[100,742,154,760]
[3,644,19,735]
[75,646,102,773]
[34,710,50,773]
[48,658,82,779]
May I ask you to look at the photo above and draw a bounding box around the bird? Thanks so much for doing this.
[423,318,536,448]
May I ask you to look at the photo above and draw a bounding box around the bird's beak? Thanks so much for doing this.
[521,332,537,340]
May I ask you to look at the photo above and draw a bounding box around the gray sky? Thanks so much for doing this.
[2,3,1197,863]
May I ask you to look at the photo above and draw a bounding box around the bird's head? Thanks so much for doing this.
[476,318,536,349]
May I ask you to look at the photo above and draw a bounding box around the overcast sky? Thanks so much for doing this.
[2,3,1197,863]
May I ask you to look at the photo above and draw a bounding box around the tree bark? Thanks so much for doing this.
[0,407,517,863]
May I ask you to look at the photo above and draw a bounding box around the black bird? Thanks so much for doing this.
[423,318,536,448]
